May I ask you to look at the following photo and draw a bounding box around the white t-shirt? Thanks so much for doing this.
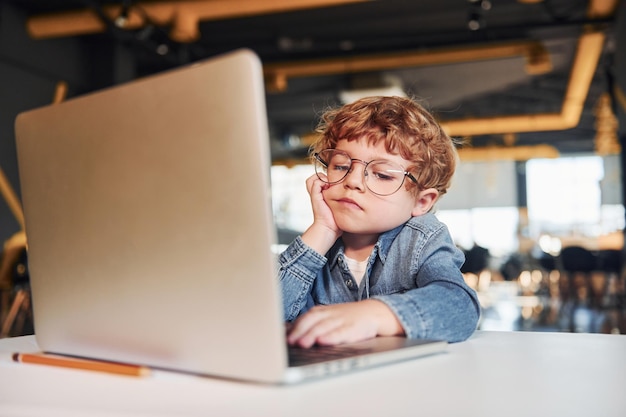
[344,255,368,286]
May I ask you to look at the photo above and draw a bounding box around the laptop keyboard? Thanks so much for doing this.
[288,344,374,367]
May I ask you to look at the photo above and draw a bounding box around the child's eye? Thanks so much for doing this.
[372,171,395,181]
[330,163,351,172]
[370,165,404,182]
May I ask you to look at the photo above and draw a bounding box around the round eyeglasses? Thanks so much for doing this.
[313,149,418,196]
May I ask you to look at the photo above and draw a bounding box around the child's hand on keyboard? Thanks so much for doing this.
[286,299,404,348]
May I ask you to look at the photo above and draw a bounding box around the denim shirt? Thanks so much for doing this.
[278,213,480,343]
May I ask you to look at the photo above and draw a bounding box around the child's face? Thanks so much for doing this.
[321,138,436,236]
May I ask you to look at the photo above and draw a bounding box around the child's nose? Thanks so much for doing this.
[343,162,366,191]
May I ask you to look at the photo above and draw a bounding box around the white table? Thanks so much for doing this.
[0,331,624,417]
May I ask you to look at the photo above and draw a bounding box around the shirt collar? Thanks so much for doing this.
[327,221,406,267]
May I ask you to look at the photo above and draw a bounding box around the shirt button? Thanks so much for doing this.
[345,280,353,288]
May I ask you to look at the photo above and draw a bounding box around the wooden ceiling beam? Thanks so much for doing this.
[456,144,560,161]
[27,0,619,143]
[441,0,619,137]
[586,0,619,18]
[441,29,605,137]
[26,0,368,43]
[264,41,551,92]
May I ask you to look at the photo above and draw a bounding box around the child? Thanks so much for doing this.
[279,96,480,348]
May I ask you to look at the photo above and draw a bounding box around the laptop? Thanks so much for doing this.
[14,49,447,384]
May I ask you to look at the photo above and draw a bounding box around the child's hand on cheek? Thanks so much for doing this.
[301,174,342,255]
[306,174,338,229]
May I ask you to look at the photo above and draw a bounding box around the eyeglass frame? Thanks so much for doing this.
[313,149,419,196]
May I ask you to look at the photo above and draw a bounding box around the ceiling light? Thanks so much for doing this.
[339,85,407,104]
[468,13,482,31]
[467,0,491,31]
[114,1,132,28]
[339,74,407,104]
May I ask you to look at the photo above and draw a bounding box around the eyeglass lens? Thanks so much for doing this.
[314,149,409,196]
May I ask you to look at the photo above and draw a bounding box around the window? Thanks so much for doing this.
[271,164,315,233]
[526,155,624,240]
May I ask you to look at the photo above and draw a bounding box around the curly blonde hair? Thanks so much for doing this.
[311,96,458,197]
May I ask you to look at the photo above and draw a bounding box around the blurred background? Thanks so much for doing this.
[1,0,625,337]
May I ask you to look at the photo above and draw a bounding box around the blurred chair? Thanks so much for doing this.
[557,246,599,332]
[0,231,32,338]
[596,249,622,276]
[558,246,596,298]
[536,250,556,272]
[461,244,490,275]
[499,253,524,281]
[596,249,624,333]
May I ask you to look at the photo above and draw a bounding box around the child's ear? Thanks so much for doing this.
[411,188,439,216]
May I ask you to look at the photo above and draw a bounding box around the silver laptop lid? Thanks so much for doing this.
[16,49,288,383]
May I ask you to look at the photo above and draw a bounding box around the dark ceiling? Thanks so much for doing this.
[7,0,624,159]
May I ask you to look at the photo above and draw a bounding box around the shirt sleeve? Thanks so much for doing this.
[372,226,481,343]
[278,236,328,321]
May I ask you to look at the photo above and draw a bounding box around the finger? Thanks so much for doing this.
[286,309,323,343]
[287,307,338,347]
[315,324,376,346]
[291,317,343,348]
[306,175,326,195]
